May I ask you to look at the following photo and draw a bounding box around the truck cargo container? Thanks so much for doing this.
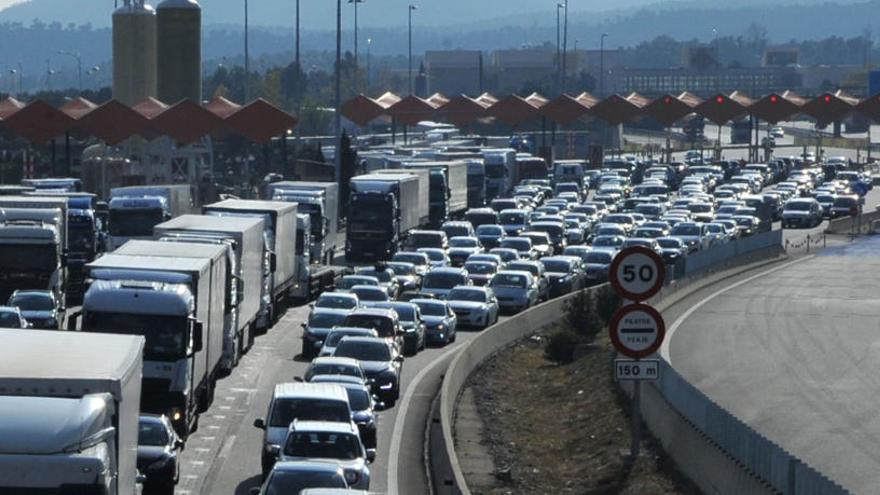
[401,161,469,227]
[265,181,339,264]
[482,148,517,200]
[292,213,347,302]
[0,330,144,495]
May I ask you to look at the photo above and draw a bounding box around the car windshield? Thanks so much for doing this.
[351,288,386,301]
[689,204,712,213]
[593,236,623,247]
[424,272,466,289]
[833,197,857,207]
[310,363,360,378]
[284,431,361,461]
[393,253,428,266]
[736,217,754,226]
[500,212,526,224]
[490,273,528,288]
[507,263,538,276]
[444,226,472,238]
[387,262,415,276]
[346,387,371,411]
[384,304,415,322]
[786,202,812,211]
[358,269,392,283]
[672,225,701,236]
[542,260,572,272]
[410,233,443,248]
[415,301,447,316]
[316,296,357,310]
[269,399,350,426]
[339,277,378,289]
[9,293,54,311]
[465,262,496,274]
[325,330,369,347]
[657,239,682,249]
[476,225,504,236]
[585,252,613,264]
[309,312,348,328]
[344,315,392,334]
[450,237,479,248]
[334,340,392,362]
[138,420,168,447]
[501,239,531,251]
[448,288,488,302]
[420,250,446,262]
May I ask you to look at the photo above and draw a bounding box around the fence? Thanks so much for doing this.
[682,229,783,276]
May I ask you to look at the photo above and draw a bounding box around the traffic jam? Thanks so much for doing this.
[0,142,873,494]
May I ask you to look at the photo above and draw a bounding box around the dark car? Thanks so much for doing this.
[386,261,421,293]
[412,298,457,346]
[830,195,861,219]
[539,256,586,298]
[475,224,506,249]
[138,414,184,494]
[8,290,62,330]
[463,260,499,286]
[657,237,687,265]
[333,336,403,407]
[342,308,404,351]
[583,250,616,285]
[0,306,30,329]
[372,301,426,355]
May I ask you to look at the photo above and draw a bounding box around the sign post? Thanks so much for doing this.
[608,246,667,459]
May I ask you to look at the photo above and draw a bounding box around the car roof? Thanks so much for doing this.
[288,420,358,434]
[10,290,53,297]
[273,383,349,401]
[138,413,167,424]
[309,375,369,387]
[0,306,21,313]
[427,267,468,275]
[337,336,390,347]
[319,292,358,299]
[309,356,361,368]
[348,307,396,317]
[270,460,346,475]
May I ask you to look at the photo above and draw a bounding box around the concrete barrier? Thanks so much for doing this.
[433,239,787,494]
[825,209,880,235]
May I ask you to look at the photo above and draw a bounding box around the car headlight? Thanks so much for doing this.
[266,444,281,456]
[405,327,415,333]
[379,382,394,390]
[344,470,360,485]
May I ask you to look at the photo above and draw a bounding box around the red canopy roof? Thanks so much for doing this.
[132,97,169,120]
[643,92,702,127]
[540,92,598,126]
[342,94,389,127]
[205,96,242,119]
[225,98,298,144]
[387,95,439,126]
[750,90,805,123]
[2,100,74,144]
[487,93,546,126]
[59,97,98,120]
[0,97,25,120]
[151,99,225,144]
[855,92,880,122]
[439,94,494,128]
[694,91,753,125]
[591,92,649,125]
[78,100,150,145]
[800,91,858,126]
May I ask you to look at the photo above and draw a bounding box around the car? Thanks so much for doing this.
[475,224,507,249]
[417,247,450,268]
[348,285,390,306]
[372,301,426,355]
[488,270,540,314]
[498,208,531,236]
[464,208,499,228]
[447,236,484,266]
[0,306,30,329]
[421,266,471,299]
[582,250,616,285]
[445,286,500,329]
[732,215,761,236]
[303,357,367,383]
[301,308,351,358]
[500,236,536,260]
[313,292,360,311]
[137,414,183,494]
[441,220,475,239]
[814,193,836,217]
[342,308,404,350]
[622,238,663,256]
[253,383,354,477]
[278,421,373,490]
[333,336,403,406]
[770,126,784,138]
[670,222,710,252]
[463,260,499,286]
[686,202,715,223]
[251,461,349,494]
[703,222,730,245]
[830,195,861,219]
[505,260,550,301]
[520,231,554,258]
[411,298,457,345]
[406,230,448,250]
[656,237,687,265]
[336,275,381,293]
[319,327,379,357]
[309,375,380,447]
[539,256,586,298]
[601,213,636,234]
[781,198,823,228]
[591,235,625,250]
[355,266,400,299]
[530,221,568,254]
[7,290,61,329]
[391,251,431,277]
[488,247,521,265]
[386,261,421,293]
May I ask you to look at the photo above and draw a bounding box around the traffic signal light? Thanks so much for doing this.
[770,95,779,104]
[824,95,832,103]
[716,95,724,104]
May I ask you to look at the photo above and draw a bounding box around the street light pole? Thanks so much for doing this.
[244,0,250,101]
[349,0,365,66]
[408,4,417,95]
[295,0,301,69]
[334,0,342,187]
[600,33,608,97]
[561,1,568,93]
[367,38,373,92]
[58,51,82,91]
[556,3,563,94]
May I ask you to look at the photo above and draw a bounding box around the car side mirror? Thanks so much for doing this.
[300,322,307,329]
[253,418,266,430]
[175,439,184,449]
[269,253,277,273]
[136,471,147,485]
[294,376,304,382]
[66,310,82,331]
[394,356,404,363]
[191,319,204,353]
[308,303,314,309]
[366,448,377,463]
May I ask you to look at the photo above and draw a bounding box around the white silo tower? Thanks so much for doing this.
[112,0,158,106]
[156,0,202,104]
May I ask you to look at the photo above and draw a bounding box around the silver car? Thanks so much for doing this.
[279,421,374,490]
[487,270,539,314]
[445,286,500,329]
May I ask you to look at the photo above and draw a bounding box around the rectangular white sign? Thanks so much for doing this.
[614,359,660,381]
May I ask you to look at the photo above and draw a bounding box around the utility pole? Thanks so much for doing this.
[334,0,342,187]
[295,0,301,68]
[350,0,365,65]
[561,1,568,93]
[557,3,564,95]
[58,51,82,91]
[408,4,417,95]
[244,0,250,101]
[367,38,373,92]
[600,33,608,97]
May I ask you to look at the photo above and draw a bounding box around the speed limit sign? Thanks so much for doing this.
[609,246,665,301]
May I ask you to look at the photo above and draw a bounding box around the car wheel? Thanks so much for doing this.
[301,342,313,360]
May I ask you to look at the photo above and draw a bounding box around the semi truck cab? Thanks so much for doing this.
[108,196,169,250]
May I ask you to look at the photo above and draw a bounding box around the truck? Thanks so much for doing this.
[0,330,143,495]
[347,173,429,262]
[21,177,84,192]
[155,214,265,369]
[553,160,586,189]
[400,161,469,227]
[292,213,347,302]
[265,181,339,265]
[516,155,550,181]
[203,199,298,328]
[482,148,517,200]
[465,159,487,208]
[108,185,194,250]
[74,248,225,438]
[0,196,68,307]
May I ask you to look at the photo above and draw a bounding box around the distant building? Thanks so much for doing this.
[764,46,800,67]
[424,50,482,96]
[612,66,802,96]
[796,65,865,94]
[491,49,556,92]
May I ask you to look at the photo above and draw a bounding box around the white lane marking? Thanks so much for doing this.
[387,344,462,495]
[661,255,815,365]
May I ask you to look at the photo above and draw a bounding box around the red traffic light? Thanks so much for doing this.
[664,96,672,104]
[770,95,779,104]
[716,96,724,104]
[824,95,832,103]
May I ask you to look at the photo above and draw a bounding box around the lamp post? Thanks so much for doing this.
[295,0,301,68]
[244,0,250,101]
[599,33,608,97]
[561,0,568,93]
[408,4,417,95]
[556,3,564,94]
[334,0,342,187]
[349,0,365,65]
[57,51,82,91]
[367,38,373,92]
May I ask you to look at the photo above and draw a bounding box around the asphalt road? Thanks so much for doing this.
[662,232,880,493]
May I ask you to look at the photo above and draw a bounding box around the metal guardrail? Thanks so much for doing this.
[434,227,852,495]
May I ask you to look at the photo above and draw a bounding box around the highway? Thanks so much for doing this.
[662,231,880,493]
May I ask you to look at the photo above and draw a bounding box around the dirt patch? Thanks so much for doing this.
[458,330,695,495]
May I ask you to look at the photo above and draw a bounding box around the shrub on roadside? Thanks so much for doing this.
[596,285,623,327]
[544,329,578,364]
[563,289,602,343]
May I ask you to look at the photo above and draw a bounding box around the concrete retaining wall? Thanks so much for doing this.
[825,209,880,235]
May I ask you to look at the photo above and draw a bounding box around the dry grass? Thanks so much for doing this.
[463,329,694,495]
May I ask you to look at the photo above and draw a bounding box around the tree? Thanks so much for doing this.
[596,285,622,328]
[562,289,602,343]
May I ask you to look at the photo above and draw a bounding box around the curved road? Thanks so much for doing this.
[663,236,880,494]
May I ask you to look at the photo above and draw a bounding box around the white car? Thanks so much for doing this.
[445,286,499,329]
[770,126,784,138]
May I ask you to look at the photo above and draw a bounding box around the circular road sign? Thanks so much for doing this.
[609,246,665,301]
[609,303,666,359]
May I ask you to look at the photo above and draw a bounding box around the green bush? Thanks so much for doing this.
[596,285,623,327]
[563,289,602,343]
[544,329,579,364]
